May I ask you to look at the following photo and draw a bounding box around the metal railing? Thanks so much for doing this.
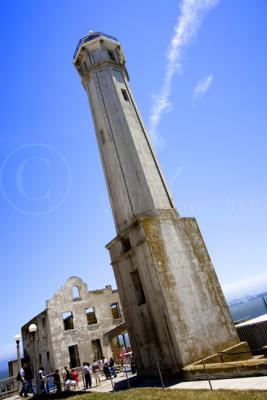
[0,376,19,399]
[73,32,118,59]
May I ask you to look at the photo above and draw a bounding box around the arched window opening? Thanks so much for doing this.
[72,286,80,300]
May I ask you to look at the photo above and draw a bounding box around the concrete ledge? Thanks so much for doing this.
[183,357,267,381]
[192,342,252,364]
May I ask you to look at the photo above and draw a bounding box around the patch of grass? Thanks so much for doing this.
[71,388,267,400]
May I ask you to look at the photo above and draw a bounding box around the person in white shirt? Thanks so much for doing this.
[19,365,28,397]
[83,362,92,389]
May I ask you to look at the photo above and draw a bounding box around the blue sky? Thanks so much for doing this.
[0,0,266,363]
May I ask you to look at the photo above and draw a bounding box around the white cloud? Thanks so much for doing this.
[222,272,267,301]
[193,74,213,99]
[149,0,219,147]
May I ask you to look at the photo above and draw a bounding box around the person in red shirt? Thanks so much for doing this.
[71,369,79,390]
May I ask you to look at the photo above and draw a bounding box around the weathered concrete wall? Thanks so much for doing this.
[46,276,123,372]
[108,213,239,375]
[22,309,54,373]
[21,276,123,374]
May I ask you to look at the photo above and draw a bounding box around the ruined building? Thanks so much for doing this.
[73,32,242,376]
[21,276,127,373]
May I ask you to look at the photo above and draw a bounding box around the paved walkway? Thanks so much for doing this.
[170,376,267,391]
[88,374,267,392]
[3,374,267,399]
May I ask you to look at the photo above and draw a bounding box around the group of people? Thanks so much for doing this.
[83,357,117,389]
[17,357,117,396]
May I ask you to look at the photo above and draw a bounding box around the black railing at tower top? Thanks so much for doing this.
[73,32,118,59]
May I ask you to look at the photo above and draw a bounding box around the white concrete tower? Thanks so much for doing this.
[74,32,240,376]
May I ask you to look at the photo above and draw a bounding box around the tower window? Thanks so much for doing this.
[121,89,129,101]
[85,307,97,325]
[131,270,146,306]
[63,311,74,330]
[108,50,115,61]
[121,237,131,253]
[110,302,121,319]
[99,129,105,145]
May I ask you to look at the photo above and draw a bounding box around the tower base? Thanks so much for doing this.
[107,210,240,376]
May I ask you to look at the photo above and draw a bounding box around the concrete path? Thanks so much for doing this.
[88,374,267,392]
[170,376,267,391]
[3,374,267,399]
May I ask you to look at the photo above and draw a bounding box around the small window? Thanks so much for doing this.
[121,237,131,253]
[110,302,121,319]
[63,311,74,330]
[121,89,129,101]
[108,50,115,61]
[99,129,105,145]
[72,286,80,300]
[39,354,42,367]
[85,307,97,325]
[131,270,146,306]
[42,318,46,330]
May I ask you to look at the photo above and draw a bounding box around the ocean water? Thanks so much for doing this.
[0,369,8,380]
[229,296,267,323]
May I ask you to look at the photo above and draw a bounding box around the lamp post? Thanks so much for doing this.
[14,334,22,375]
[29,324,39,394]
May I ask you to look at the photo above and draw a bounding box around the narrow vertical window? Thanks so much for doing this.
[108,50,115,61]
[121,89,129,101]
[85,307,97,325]
[131,270,146,306]
[47,352,50,371]
[99,129,105,145]
[110,302,121,319]
[63,311,74,330]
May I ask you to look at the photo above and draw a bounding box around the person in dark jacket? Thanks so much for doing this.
[103,362,110,380]
[109,357,117,378]
[53,369,61,393]
[24,363,34,394]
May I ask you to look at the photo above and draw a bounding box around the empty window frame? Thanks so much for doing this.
[110,302,121,319]
[68,345,80,369]
[63,311,74,330]
[91,339,103,361]
[131,270,146,306]
[72,286,80,300]
[85,307,97,325]
[121,89,129,101]
[121,237,131,253]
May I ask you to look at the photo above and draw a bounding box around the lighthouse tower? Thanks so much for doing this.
[74,32,239,375]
